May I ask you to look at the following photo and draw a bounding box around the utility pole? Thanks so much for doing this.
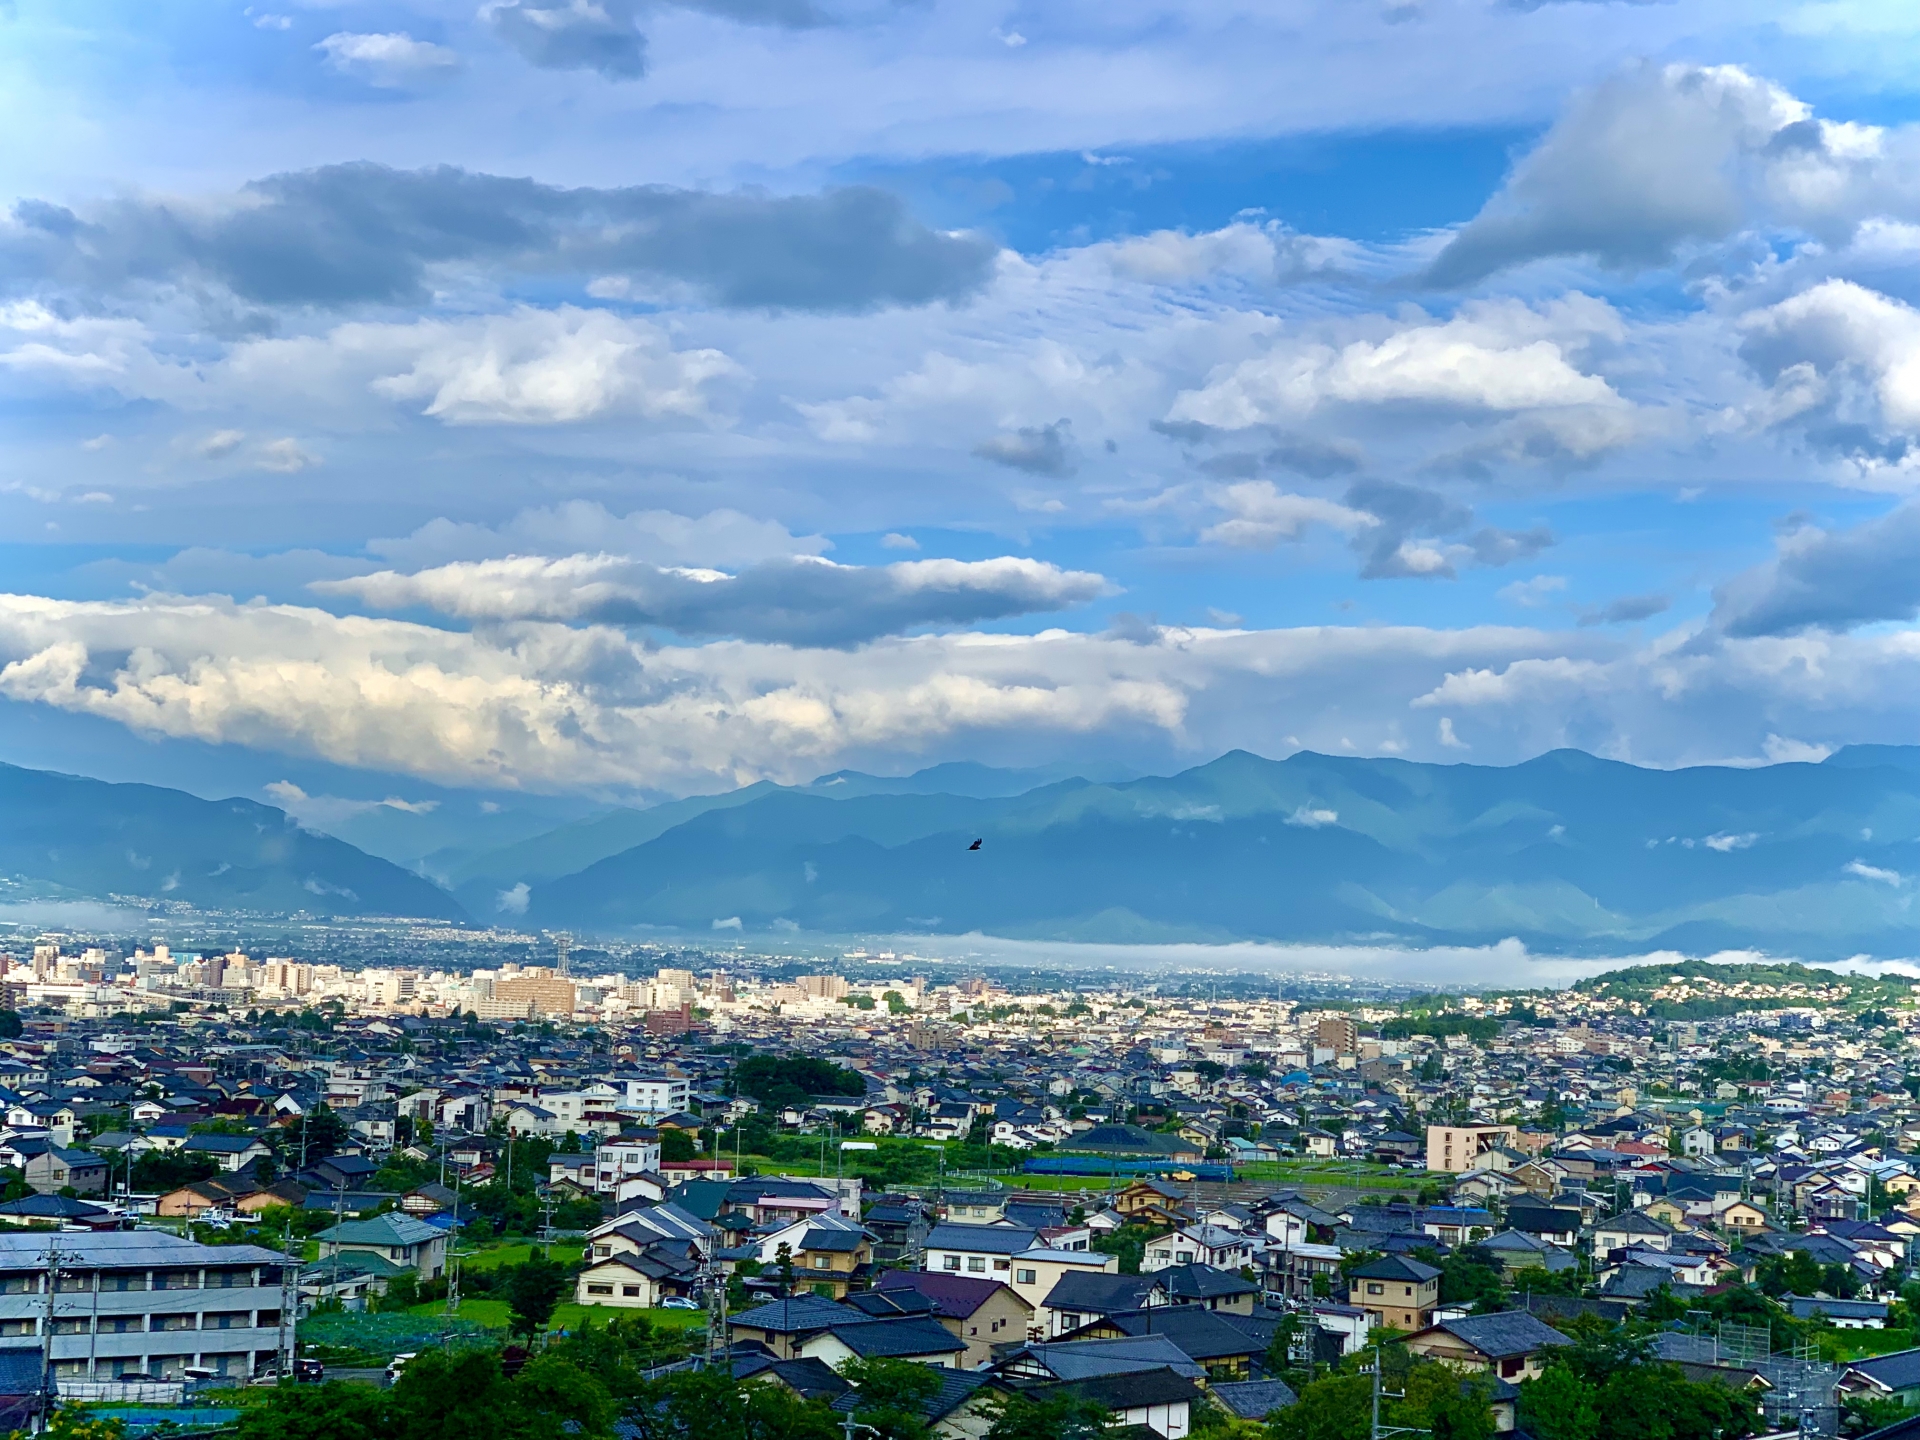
[279,1216,298,1378]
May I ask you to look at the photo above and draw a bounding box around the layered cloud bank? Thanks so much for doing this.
[6,43,1920,797]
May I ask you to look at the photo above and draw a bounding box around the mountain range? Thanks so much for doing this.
[0,762,465,920]
[7,747,1920,955]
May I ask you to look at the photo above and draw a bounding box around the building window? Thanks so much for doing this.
[622,1286,641,1298]
[153,1314,197,1332]
[587,1284,614,1296]
[943,1257,960,1272]
[1367,1284,1383,1296]
[993,1259,1009,1272]
[1015,1268,1036,1285]
[205,1312,249,1330]
[967,1258,986,1273]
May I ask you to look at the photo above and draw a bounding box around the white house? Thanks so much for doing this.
[1143,1225,1254,1273]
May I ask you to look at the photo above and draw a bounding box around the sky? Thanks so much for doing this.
[8,0,1920,842]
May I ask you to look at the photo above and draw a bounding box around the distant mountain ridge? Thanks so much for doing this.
[12,745,1920,955]
[0,762,468,920]
[500,745,1920,956]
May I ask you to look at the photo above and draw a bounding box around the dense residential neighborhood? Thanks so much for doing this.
[0,943,1919,1436]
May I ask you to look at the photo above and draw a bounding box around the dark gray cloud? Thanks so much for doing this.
[485,0,650,78]
[483,0,826,80]
[974,419,1077,477]
[1713,504,1920,637]
[1,163,997,313]
[1578,593,1671,626]
[1346,478,1553,579]
[1153,419,1365,480]
[317,552,1106,647]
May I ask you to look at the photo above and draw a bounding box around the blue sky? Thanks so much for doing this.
[7,0,1920,858]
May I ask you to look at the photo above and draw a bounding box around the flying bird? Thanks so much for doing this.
[967,838,982,851]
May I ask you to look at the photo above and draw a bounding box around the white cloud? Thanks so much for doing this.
[1847,859,1902,884]
[1285,806,1340,827]
[363,307,742,425]
[1166,297,1625,430]
[1499,575,1570,607]
[256,438,319,473]
[315,32,460,86]
[880,533,920,551]
[1437,716,1468,749]
[1702,831,1757,851]
[370,501,827,570]
[5,589,1920,793]
[711,915,743,930]
[1762,733,1833,763]
[263,780,440,828]
[1199,481,1376,549]
[316,551,1110,646]
[496,882,531,914]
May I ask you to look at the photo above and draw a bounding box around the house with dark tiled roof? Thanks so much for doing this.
[874,1270,1034,1366]
[1403,1310,1573,1383]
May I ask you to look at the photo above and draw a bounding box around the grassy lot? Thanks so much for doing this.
[1822,1327,1918,1362]
[405,1298,706,1333]
[457,1241,585,1271]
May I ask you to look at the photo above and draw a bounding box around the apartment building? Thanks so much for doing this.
[0,1232,288,1382]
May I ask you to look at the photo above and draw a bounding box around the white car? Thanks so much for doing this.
[658,1298,699,1311]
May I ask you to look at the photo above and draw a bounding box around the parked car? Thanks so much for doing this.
[659,1297,699,1311]
[386,1353,418,1384]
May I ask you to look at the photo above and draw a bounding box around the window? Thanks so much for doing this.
[204,1312,250,1330]
[206,1270,249,1289]
[1367,1284,1383,1296]
[1015,1268,1036,1285]
[153,1314,198,1332]
[100,1318,141,1335]
[155,1271,199,1291]
[1402,1287,1412,1297]
[621,1286,641,1298]
[967,1257,986,1273]
[814,1256,831,1269]
[943,1256,961,1272]
[258,1311,281,1328]
[993,1259,1009,1272]
[587,1284,614,1296]
[51,1319,89,1335]
[0,1322,30,1338]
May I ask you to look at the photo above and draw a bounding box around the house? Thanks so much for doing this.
[873,1271,1035,1367]
[925,1224,1039,1281]
[730,1295,867,1360]
[1142,1225,1253,1273]
[797,1315,968,1370]
[24,1147,107,1197]
[1403,1311,1573,1382]
[829,1369,1006,1438]
[316,1212,447,1278]
[1593,1210,1675,1255]
[1043,1368,1201,1439]
[1056,1306,1264,1380]
[1841,1348,1920,1410]
[1348,1255,1441,1332]
[183,1133,272,1173]
[575,1248,699,1309]
[1788,1296,1888,1330]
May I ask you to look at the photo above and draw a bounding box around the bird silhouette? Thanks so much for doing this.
[967,838,982,851]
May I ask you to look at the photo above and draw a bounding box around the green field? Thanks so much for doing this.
[456,1241,586,1271]
[405,1298,707,1333]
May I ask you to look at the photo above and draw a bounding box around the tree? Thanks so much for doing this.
[506,1248,571,1338]
[234,1381,395,1440]
[130,1149,219,1194]
[984,1389,1114,1440]
[1402,1365,1495,1440]
[282,1105,350,1165]
[1518,1366,1599,1440]
[622,1368,839,1440]
[13,1412,129,1440]
[1594,1365,1757,1440]
[840,1356,942,1440]
[1267,1374,1373,1440]
[660,1129,697,1163]
[733,1054,864,1111]
[0,1011,22,1041]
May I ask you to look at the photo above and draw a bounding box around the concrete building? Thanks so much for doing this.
[1425,1124,1521,1174]
[0,1231,287,1382]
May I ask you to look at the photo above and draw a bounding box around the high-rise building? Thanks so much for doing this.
[797,974,849,1000]
[493,967,576,1018]
[1315,1016,1359,1055]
